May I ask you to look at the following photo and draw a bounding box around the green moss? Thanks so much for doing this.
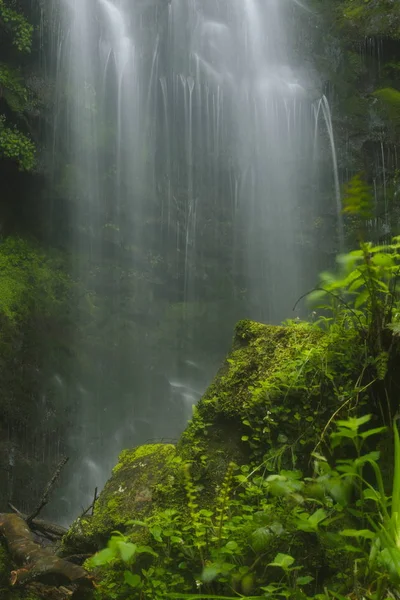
[373,87,400,126]
[62,444,177,554]
[179,320,362,471]
[338,0,400,39]
[0,236,70,323]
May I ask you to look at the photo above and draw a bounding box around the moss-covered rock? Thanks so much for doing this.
[61,443,177,554]
[60,319,369,599]
[178,319,362,473]
[64,320,364,554]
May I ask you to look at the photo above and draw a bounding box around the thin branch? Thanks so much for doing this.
[91,487,98,516]
[27,456,69,525]
[8,503,67,540]
[293,287,365,330]
[79,487,99,520]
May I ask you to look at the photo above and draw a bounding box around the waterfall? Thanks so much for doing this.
[49,0,335,520]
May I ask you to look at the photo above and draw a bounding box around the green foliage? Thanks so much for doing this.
[343,174,373,220]
[0,0,33,53]
[373,88,400,126]
[0,2,36,170]
[0,236,70,322]
[0,116,35,170]
[309,236,400,364]
[0,64,30,113]
[338,0,400,39]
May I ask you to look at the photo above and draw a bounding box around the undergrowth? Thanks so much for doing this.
[86,174,400,599]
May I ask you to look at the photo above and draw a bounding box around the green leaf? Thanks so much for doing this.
[354,288,369,309]
[336,415,372,430]
[117,541,137,562]
[225,541,238,551]
[373,253,394,268]
[340,529,376,539]
[137,545,158,557]
[359,427,387,439]
[297,576,314,585]
[89,547,116,566]
[379,547,400,581]
[123,571,141,588]
[251,527,271,551]
[201,566,220,582]
[150,525,163,542]
[269,553,295,570]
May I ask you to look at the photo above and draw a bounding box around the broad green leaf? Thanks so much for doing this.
[309,508,328,528]
[117,541,137,563]
[297,576,314,585]
[269,553,295,570]
[124,571,141,588]
[363,488,381,502]
[150,525,163,542]
[225,541,238,551]
[89,547,116,566]
[201,566,220,582]
[373,253,394,268]
[137,545,158,557]
[251,527,271,551]
[354,288,369,309]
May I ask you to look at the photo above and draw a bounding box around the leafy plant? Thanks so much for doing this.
[0,116,35,170]
[0,0,33,53]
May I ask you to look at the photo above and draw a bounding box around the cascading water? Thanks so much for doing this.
[48,0,337,521]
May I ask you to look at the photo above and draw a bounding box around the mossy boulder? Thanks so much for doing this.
[178,319,361,473]
[60,319,368,598]
[63,320,364,558]
[61,443,177,554]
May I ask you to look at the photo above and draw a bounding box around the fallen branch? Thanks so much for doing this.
[8,504,67,541]
[0,513,94,588]
[27,456,69,525]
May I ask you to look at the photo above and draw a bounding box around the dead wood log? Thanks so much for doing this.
[0,513,94,589]
[8,503,68,541]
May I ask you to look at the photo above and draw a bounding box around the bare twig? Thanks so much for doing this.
[91,487,98,516]
[79,487,99,520]
[27,456,69,525]
[293,287,365,330]
[8,503,24,518]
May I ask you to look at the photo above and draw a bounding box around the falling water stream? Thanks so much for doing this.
[49,0,339,521]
